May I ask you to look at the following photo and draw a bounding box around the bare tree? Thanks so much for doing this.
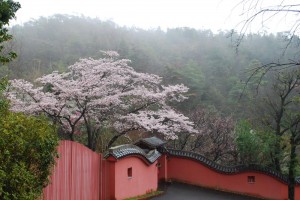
[171,108,237,165]
[287,112,300,200]
[233,0,300,84]
[255,69,300,200]
[233,2,300,198]
[234,0,300,47]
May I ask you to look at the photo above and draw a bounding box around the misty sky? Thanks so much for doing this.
[14,0,298,33]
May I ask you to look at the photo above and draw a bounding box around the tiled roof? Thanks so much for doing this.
[135,136,166,149]
[105,144,161,164]
[162,148,300,185]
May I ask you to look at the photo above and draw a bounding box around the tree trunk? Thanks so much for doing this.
[86,129,96,151]
[288,139,296,200]
[83,116,96,151]
[69,124,76,141]
[107,134,121,149]
[70,133,74,141]
[87,132,96,151]
[274,139,282,173]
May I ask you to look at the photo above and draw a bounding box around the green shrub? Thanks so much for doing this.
[0,113,59,200]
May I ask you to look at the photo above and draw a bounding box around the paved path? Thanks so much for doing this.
[152,182,261,200]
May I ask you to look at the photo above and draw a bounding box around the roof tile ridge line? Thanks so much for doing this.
[147,149,161,158]
[166,148,232,171]
[110,151,155,164]
[106,144,161,164]
[165,148,290,184]
[296,177,300,185]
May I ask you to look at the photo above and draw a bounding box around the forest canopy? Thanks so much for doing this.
[6,14,299,116]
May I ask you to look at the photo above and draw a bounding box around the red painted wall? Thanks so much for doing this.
[43,141,300,200]
[42,141,102,200]
[100,156,110,200]
[109,156,158,200]
[164,156,288,200]
[295,185,300,200]
[106,158,116,200]
[158,154,168,181]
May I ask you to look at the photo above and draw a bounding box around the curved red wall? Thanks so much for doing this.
[110,156,158,200]
[163,156,289,200]
[43,141,300,200]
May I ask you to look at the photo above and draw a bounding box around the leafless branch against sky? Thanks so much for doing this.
[233,0,300,47]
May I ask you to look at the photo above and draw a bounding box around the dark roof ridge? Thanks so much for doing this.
[105,144,161,164]
[162,148,300,185]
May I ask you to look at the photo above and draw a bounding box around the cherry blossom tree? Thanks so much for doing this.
[7,51,197,150]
